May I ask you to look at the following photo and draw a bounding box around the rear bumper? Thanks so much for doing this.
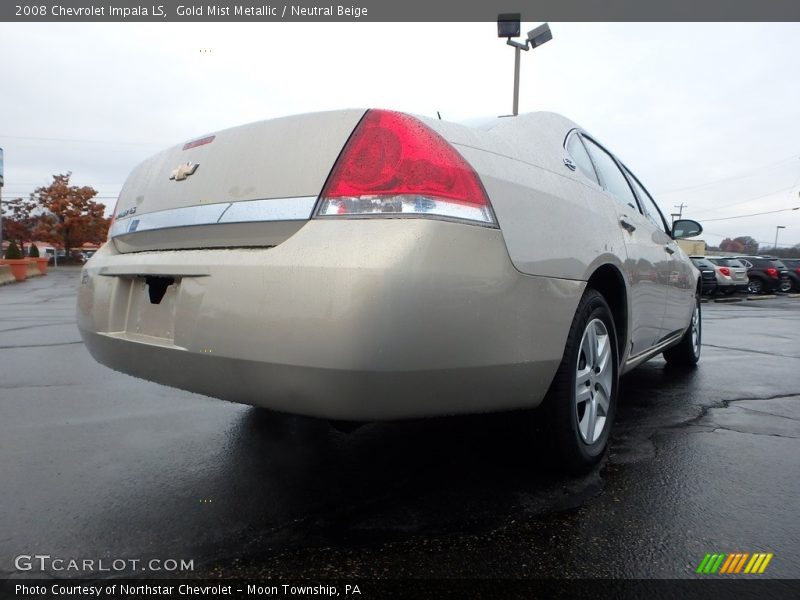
[700,279,718,294]
[77,219,585,420]
[716,279,748,292]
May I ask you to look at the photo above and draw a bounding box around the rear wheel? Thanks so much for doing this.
[779,280,791,293]
[747,277,764,294]
[663,292,701,366]
[544,289,618,474]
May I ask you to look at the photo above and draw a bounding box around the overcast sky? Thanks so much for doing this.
[1,22,799,248]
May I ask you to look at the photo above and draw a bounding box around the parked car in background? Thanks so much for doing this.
[705,256,749,294]
[782,258,800,291]
[690,257,718,296]
[735,256,791,294]
[77,109,704,473]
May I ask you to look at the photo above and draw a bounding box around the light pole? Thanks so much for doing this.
[774,225,786,251]
[497,15,552,116]
[0,147,4,255]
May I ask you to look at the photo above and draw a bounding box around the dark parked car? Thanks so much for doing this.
[782,258,800,291]
[690,257,718,296]
[735,256,792,294]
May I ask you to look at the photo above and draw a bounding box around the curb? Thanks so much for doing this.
[714,297,744,303]
[746,295,777,301]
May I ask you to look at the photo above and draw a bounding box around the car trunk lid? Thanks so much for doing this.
[110,109,366,253]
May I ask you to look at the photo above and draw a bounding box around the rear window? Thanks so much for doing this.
[746,258,770,267]
[691,258,715,269]
[783,259,800,268]
[709,258,745,268]
[566,132,600,185]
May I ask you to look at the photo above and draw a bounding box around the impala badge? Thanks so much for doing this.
[169,162,199,181]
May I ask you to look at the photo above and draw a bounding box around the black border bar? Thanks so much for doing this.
[3,0,800,22]
[3,578,800,600]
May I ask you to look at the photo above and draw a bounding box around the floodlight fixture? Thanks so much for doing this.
[527,23,553,49]
[497,16,553,117]
[497,13,521,38]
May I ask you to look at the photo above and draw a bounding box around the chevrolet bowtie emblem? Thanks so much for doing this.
[169,162,199,181]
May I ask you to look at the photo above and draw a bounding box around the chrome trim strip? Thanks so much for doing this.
[98,266,210,277]
[622,331,684,374]
[219,197,317,223]
[110,196,317,239]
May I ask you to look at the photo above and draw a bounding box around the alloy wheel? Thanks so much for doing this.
[575,318,613,445]
[690,302,700,357]
[748,279,762,294]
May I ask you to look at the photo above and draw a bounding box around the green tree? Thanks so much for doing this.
[4,240,23,260]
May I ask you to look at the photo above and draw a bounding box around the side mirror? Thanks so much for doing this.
[672,219,703,239]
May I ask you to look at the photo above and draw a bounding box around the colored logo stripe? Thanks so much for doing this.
[697,552,773,574]
[719,553,736,573]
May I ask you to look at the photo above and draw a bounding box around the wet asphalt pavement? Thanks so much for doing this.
[1,268,799,580]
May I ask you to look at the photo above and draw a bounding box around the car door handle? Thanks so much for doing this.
[664,245,676,255]
[619,217,636,233]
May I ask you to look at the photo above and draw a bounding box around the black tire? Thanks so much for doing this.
[747,277,764,294]
[663,292,701,367]
[544,289,619,474]
[779,280,791,293]
[328,419,363,434]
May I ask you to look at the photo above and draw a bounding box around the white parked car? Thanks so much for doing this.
[77,110,703,472]
[705,256,749,294]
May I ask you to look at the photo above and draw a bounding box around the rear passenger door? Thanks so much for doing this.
[622,167,694,339]
[580,135,669,357]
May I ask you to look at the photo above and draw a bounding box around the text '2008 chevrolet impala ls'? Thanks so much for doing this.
[77,109,703,473]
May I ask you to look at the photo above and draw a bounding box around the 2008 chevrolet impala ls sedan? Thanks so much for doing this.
[77,109,703,472]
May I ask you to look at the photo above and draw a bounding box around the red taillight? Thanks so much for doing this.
[766,267,778,278]
[719,267,730,276]
[796,267,800,275]
[317,109,495,225]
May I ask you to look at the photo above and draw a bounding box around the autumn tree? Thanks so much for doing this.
[31,173,109,259]
[719,238,744,253]
[734,236,759,255]
[1,197,34,250]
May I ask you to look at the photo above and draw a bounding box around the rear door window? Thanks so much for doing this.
[623,167,669,233]
[581,137,638,210]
